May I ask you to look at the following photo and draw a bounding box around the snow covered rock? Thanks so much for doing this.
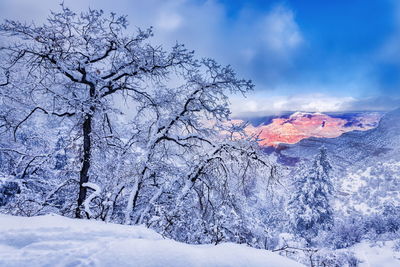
[0,214,303,267]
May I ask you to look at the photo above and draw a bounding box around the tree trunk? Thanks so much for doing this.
[75,113,92,218]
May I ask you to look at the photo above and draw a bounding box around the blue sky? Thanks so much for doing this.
[1,0,400,115]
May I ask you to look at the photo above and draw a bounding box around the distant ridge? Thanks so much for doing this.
[277,107,400,170]
[234,111,382,147]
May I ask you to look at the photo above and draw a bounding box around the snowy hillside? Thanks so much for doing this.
[350,241,400,267]
[0,214,303,267]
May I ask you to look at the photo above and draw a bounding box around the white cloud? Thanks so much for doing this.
[230,93,358,117]
[0,1,304,79]
[2,0,396,115]
[226,4,305,85]
[0,0,313,108]
[156,12,183,31]
[261,5,303,54]
[230,91,400,117]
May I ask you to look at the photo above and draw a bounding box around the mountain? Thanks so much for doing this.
[276,108,400,170]
[234,111,382,147]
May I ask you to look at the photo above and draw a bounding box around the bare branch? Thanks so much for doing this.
[13,107,75,141]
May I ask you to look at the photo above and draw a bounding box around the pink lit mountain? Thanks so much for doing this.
[235,112,382,147]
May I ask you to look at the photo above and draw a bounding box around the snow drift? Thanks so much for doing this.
[0,214,303,267]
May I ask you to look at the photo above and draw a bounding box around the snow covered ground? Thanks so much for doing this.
[350,240,400,267]
[0,214,303,267]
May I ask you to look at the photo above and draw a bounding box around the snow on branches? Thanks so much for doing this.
[0,4,277,246]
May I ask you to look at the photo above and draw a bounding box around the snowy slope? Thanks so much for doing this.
[0,214,303,267]
[349,241,400,267]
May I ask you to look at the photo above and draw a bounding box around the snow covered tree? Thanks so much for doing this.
[288,146,334,245]
[0,4,279,245]
[0,5,217,218]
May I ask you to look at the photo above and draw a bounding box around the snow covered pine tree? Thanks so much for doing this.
[288,146,334,245]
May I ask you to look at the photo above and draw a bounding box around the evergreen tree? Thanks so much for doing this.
[288,146,334,244]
